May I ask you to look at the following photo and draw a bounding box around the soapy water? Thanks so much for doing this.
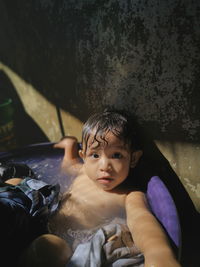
[3,149,73,193]
[51,217,126,251]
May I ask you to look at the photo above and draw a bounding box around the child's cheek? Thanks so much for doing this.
[84,163,94,178]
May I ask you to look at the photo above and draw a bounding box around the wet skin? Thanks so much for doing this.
[49,133,137,232]
[49,133,180,267]
[81,131,135,191]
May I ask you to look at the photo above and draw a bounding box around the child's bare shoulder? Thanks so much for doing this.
[60,160,83,179]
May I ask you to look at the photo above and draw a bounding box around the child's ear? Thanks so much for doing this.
[130,150,143,168]
[79,150,84,159]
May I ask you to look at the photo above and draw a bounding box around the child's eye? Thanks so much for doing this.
[91,153,99,158]
[112,153,123,159]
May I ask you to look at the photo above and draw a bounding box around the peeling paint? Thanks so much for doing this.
[184,177,200,199]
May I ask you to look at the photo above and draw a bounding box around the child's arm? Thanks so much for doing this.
[125,191,180,267]
[54,136,82,174]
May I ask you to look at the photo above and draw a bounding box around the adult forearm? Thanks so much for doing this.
[125,192,180,266]
[127,208,171,253]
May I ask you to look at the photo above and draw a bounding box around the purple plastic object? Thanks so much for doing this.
[0,143,181,254]
[147,176,181,248]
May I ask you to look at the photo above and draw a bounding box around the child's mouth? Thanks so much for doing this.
[97,177,113,184]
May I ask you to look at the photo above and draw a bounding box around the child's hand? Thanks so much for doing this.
[54,136,82,172]
[54,136,78,150]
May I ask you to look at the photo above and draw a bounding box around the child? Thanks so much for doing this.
[21,110,180,267]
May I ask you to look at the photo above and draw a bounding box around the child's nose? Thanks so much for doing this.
[99,157,112,172]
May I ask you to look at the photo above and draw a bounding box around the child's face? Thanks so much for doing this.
[80,131,136,191]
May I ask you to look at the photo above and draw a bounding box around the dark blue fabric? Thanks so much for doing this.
[0,177,60,267]
[0,177,60,216]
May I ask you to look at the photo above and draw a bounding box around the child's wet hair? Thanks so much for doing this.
[82,109,141,152]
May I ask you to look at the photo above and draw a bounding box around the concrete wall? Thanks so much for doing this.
[0,0,200,257]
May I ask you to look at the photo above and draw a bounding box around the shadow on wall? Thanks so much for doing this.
[1,0,200,144]
[0,71,48,147]
[0,1,200,266]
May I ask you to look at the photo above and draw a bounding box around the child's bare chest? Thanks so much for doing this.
[48,175,127,249]
[61,175,127,228]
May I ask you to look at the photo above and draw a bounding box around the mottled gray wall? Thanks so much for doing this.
[0,0,199,139]
[0,1,200,264]
[1,0,200,200]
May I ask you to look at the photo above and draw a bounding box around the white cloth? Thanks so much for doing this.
[67,223,144,267]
